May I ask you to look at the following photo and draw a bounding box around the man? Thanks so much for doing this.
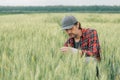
[60,15,101,62]
[60,15,101,78]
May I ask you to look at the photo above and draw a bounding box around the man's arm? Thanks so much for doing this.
[61,38,79,54]
[81,30,101,58]
[64,38,74,47]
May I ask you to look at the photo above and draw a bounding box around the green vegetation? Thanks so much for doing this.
[0,13,120,80]
[0,6,120,13]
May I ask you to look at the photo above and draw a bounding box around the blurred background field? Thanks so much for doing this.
[0,13,120,80]
[0,6,120,14]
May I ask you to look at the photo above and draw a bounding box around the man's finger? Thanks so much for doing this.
[60,47,69,52]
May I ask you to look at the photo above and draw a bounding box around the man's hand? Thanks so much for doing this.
[60,47,78,54]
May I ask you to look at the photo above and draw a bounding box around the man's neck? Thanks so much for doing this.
[74,38,80,42]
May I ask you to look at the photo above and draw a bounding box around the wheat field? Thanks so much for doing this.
[0,13,120,80]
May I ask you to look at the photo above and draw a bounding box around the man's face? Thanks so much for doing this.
[65,25,78,38]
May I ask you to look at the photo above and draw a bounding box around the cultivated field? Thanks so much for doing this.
[0,13,120,80]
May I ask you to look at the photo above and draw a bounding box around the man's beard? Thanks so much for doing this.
[69,33,77,38]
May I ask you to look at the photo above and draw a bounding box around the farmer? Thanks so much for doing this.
[60,15,101,61]
[60,15,101,78]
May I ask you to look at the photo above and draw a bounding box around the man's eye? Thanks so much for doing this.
[65,29,68,31]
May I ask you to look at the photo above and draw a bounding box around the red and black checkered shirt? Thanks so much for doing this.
[64,28,101,60]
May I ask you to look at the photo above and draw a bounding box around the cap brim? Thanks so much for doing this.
[62,25,73,30]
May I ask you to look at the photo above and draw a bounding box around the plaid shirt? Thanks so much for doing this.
[64,28,101,60]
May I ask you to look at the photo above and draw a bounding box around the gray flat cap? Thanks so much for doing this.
[61,15,77,30]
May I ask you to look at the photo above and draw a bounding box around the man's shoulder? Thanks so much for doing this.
[82,28,96,32]
[67,37,74,42]
[82,28,98,38]
[82,28,97,34]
